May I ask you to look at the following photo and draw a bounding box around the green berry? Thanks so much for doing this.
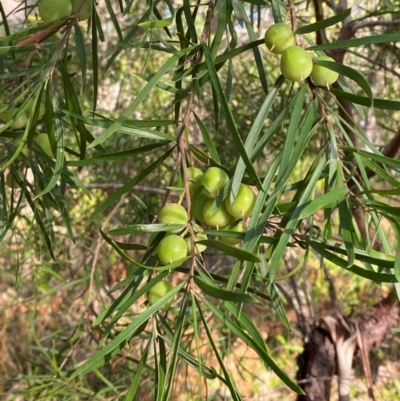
[201,167,229,199]
[185,233,208,255]
[147,280,175,309]
[311,56,339,88]
[158,203,188,233]
[38,0,72,24]
[34,134,54,158]
[264,23,295,54]
[158,234,187,265]
[280,46,313,83]
[71,0,93,21]
[225,184,255,219]
[202,199,231,228]
[220,220,246,245]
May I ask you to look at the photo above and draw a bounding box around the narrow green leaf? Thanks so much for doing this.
[70,281,185,378]
[193,112,220,164]
[198,239,261,263]
[196,298,244,401]
[201,296,304,394]
[123,341,150,401]
[87,149,172,225]
[232,75,284,197]
[315,60,373,103]
[203,45,262,191]
[295,8,352,34]
[89,45,199,148]
[297,188,348,219]
[266,282,290,330]
[67,141,168,167]
[269,155,326,281]
[276,84,307,185]
[308,33,400,51]
[308,240,397,282]
[194,276,258,303]
[108,223,185,236]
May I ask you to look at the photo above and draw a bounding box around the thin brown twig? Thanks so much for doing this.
[351,18,400,33]
[287,0,297,37]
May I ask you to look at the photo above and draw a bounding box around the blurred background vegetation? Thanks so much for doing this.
[1,0,400,400]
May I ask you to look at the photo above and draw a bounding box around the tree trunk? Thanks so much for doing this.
[296,293,400,400]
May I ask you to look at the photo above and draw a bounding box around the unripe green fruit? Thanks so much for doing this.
[193,194,208,223]
[147,231,164,255]
[201,167,229,198]
[202,199,231,228]
[0,108,28,129]
[38,0,72,23]
[147,280,174,309]
[280,46,313,83]
[34,134,54,158]
[220,220,246,245]
[264,23,295,54]
[158,203,188,232]
[158,234,187,265]
[71,0,92,21]
[311,56,339,88]
[187,167,203,196]
[225,184,255,219]
[5,170,24,189]
[26,99,45,119]
[185,233,208,255]
[12,137,30,158]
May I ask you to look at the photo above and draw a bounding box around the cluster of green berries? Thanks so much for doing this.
[148,166,256,267]
[264,23,339,87]
[146,167,256,309]
[37,0,92,24]
[1,101,55,189]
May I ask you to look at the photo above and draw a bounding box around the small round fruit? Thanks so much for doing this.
[158,203,188,232]
[34,134,54,158]
[201,167,229,198]
[158,234,187,265]
[26,99,45,119]
[0,108,28,129]
[311,56,339,88]
[147,280,175,310]
[193,194,208,223]
[202,199,231,228]
[5,170,24,189]
[71,0,93,21]
[12,137,30,158]
[225,184,255,219]
[185,233,208,255]
[187,167,203,196]
[38,0,72,24]
[280,46,313,83]
[147,231,164,255]
[220,220,246,245]
[264,23,295,54]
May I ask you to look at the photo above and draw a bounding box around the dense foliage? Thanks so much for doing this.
[1,0,400,399]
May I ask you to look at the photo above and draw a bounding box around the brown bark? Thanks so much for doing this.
[296,293,400,400]
[296,327,336,401]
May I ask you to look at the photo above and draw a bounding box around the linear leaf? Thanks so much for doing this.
[203,45,262,190]
[201,296,304,394]
[308,33,400,50]
[295,8,352,34]
[193,276,258,303]
[297,188,348,219]
[70,281,185,378]
[89,45,199,148]
[87,149,172,225]
[315,60,373,103]
[198,239,261,263]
